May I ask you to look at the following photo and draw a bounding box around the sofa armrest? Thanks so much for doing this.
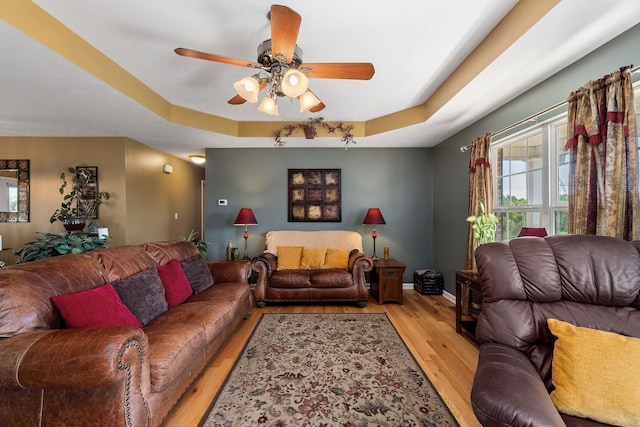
[253,253,277,273]
[0,327,149,390]
[471,343,565,427]
[348,251,373,304]
[252,253,276,307]
[348,250,373,272]
[208,259,251,283]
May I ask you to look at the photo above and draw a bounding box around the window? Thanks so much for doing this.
[492,82,640,241]
[492,117,567,240]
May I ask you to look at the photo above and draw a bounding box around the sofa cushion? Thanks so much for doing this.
[51,283,142,329]
[112,268,168,326]
[144,323,207,392]
[144,240,200,265]
[148,300,234,342]
[300,247,327,269]
[276,246,304,270]
[322,248,350,269]
[0,269,64,336]
[548,318,640,426]
[181,255,214,294]
[265,230,363,255]
[310,269,354,288]
[87,245,157,283]
[270,270,312,288]
[157,259,193,308]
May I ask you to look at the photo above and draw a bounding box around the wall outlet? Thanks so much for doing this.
[174,212,179,220]
[218,199,228,206]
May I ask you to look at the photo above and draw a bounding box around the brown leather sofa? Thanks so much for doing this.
[252,230,373,307]
[470,235,640,427]
[0,240,254,427]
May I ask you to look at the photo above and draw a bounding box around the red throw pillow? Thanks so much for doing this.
[51,283,142,329]
[157,258,193,308]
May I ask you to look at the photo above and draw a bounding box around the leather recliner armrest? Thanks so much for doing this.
[0,327,149,390]
[471,343,565,427]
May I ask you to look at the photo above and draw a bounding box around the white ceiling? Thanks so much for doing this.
[1,0,640,160]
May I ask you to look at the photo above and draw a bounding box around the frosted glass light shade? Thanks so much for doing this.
[281,69,308,97]
[188,155,206,164]
[258,96,279,116]
[233,76,260,103]
[299,90,321,112]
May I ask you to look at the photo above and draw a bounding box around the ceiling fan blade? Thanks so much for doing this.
[270,5,301,64]
[309,101,325,113]
[228,83,267,105]
[175,48,260,68]
[301,63,375,80]
[228,94,248,105]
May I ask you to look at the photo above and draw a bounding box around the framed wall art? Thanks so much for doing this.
[288,169,341,222]
[75,166,100,219]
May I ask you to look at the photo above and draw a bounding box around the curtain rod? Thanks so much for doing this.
[459,64,640,153]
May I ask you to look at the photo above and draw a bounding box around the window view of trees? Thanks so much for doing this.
[494,132,546,241]
[493,124,568,241]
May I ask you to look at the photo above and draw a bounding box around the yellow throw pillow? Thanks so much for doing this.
[323,248,350,269]
[547,318,640,427]
[300,247,327,270]
[276,246,303,270]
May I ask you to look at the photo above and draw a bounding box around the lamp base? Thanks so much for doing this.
[371,236,379,261]
[243,235,249,260]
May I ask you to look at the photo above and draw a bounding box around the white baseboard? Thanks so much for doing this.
[402,283,455,304]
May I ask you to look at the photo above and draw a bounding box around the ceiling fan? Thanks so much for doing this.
[175,4,375,116]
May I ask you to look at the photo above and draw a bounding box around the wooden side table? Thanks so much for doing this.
[370,259,406,304]
[455,270,481,340]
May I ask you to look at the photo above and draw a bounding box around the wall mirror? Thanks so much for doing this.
[0,160,30,222]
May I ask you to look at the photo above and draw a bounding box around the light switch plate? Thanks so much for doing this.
[218,199,227,206]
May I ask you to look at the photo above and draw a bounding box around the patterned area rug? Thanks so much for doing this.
[200,313,459,426]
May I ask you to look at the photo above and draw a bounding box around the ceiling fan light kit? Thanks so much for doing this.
[175,4,374,117]
[233,76,260,103]
[258,95,279,116]
[299,90,321,112]
[280,68,308,97]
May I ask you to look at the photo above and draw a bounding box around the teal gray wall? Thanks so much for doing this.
[205,148,434,284]
[432,22,640,289]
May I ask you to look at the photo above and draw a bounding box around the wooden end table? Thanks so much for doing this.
[455,270,481,340]
[370,259,406,304]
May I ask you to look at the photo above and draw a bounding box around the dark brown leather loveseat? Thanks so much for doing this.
[0,240,254,426]
[252,230,373,307]
[470,235,640,426]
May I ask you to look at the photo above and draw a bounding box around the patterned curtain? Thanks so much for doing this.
[566,66,639,240]
[466,132,493,270]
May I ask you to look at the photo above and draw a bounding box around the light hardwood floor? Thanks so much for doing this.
[161,290,481,427]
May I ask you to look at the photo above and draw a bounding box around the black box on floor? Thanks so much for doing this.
[413,269,444,295]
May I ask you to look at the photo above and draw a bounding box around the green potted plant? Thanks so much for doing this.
[14,232,109,263]
[182,229,208,258]
[49,167,111,231]
[466,201,499,245]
